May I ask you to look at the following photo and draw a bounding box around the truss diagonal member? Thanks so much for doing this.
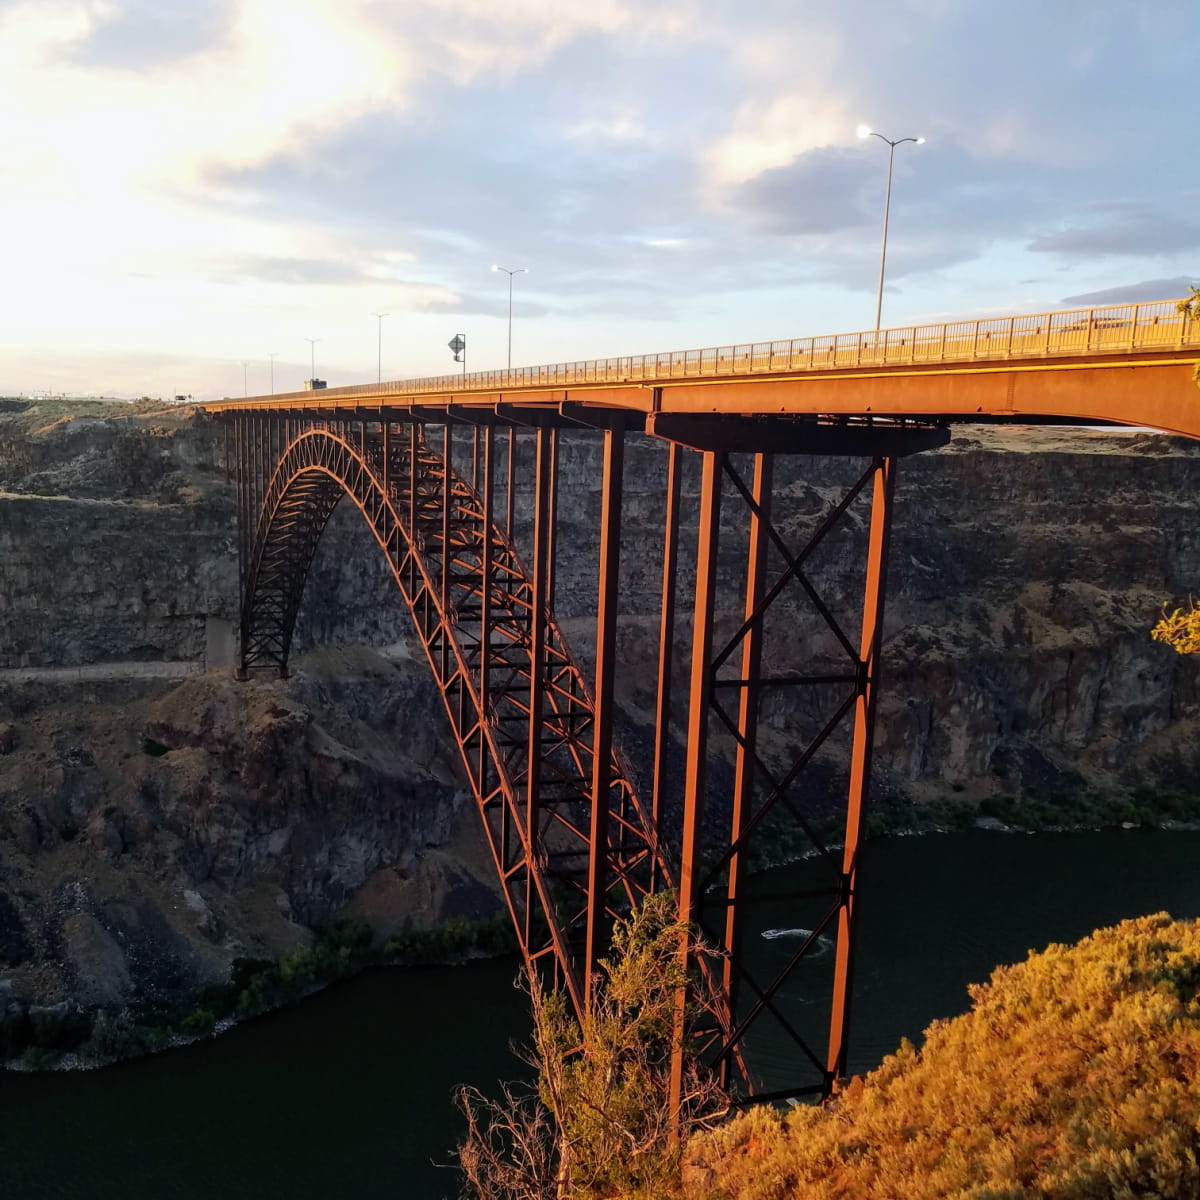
[698,690,858,894]
[585,421,624,1005]
[233,416,671,1030]
[722,454,859,664]
[711,459,876,674]
[707,899,843,1082]
[238,423,585,1013]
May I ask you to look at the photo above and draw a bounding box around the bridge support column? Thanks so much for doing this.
[666,444,903,1108]
[827,455,895,1086]
[650,441,682,896]
[525,424,552,969]
[584,419,625,1006]
[721,451,772,1091]
[670,447,723,1117]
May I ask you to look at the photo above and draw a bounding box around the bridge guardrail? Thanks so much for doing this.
[238,298,1200,402]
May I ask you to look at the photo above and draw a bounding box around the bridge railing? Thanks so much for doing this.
[247,298,1200,402]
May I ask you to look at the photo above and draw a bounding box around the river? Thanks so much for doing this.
[3,827,1199,1199]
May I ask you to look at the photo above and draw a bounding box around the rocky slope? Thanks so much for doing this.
[1,400,1198,1055]
[0,402,503,1058]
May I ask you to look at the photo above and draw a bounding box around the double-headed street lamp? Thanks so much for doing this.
[858,125,925,331]
[491,264,528,369]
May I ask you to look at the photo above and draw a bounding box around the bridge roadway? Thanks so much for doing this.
[206,296,1200,440]
[204,296,1199,1107]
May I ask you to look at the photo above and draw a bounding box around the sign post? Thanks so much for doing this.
[448,334,466,380]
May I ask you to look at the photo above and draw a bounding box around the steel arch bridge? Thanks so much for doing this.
[207,296,1200,1107]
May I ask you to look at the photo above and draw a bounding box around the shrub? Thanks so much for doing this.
[180,1007,216,1036]
[457,893,726,1200]
[384,913,516,965]
[21,1045,63,1070]
[89,1011,154,1060]
[683,913,1200,1200]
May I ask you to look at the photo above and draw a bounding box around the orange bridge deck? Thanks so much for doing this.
[205,297,1200,442]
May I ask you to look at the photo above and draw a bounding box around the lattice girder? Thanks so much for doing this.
[235,419,669,1015]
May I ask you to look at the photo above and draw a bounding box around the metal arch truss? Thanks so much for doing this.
[225,406,948,1107]
[231,411,669,1017]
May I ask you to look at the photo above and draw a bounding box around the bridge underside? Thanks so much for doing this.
[224,403,952,1103]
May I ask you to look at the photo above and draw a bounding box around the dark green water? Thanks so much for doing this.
[3,828,1199,1199]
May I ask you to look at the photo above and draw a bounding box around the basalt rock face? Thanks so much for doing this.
[545,426,1200,816]
[873,430,1200,806]
[0,404,1199,1029]
[0,651,487,1020]
[0,404,498,1037]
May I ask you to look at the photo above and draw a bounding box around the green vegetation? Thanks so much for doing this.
[4,912,517,1069]
[385,912,516,964]
[741,782,1200,867]
[970,786,1200,831]
[682,912,1200,1199]
[1184,286,1200,387]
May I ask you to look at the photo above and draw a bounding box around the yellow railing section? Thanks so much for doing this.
[259,298,1200,402]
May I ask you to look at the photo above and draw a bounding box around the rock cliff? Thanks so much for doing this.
[1,399,1198,1048]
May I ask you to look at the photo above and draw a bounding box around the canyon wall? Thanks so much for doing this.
[1,401,1198,1027]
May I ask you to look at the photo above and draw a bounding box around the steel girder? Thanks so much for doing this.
[226,406,935,1108]
[233,415,670,1016]
[668,451,897,1106]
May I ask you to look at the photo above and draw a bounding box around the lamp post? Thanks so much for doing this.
[374,312,389,384]
[857,125,924,331]
[304,337,321,385]
[268,353,278,395]
[491,264,527,369]
[240,360,249,397]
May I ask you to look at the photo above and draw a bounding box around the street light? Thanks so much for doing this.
[491,264,528,369]
[858,125,925,331]
[373,312,389,384]
[268,353,278,395]
[240,360,249,397]
[304,337,321,384]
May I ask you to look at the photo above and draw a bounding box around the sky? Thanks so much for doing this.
[1,0,1196,401]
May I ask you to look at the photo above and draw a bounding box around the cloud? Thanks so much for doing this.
[1030,203,1200,258]
[729,147,875,236]
[69,0,229,69]
[202,252,557,316]
[1060,277,1197,307]
[215,256,389,286]
[703,90,851,188]
[3,0,1200,396]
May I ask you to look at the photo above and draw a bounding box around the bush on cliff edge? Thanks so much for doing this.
[683,912,1200,1200]
[456,893,726,1200]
